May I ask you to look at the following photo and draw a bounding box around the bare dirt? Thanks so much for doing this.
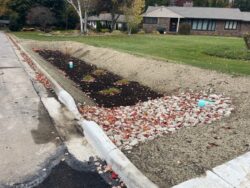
[19,39,250,187]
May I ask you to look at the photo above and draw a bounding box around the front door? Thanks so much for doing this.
[169,18,178,32]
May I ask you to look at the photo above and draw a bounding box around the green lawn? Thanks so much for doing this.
[13,31,250,75]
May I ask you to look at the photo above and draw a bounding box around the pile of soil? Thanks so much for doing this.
[37,50,162,108]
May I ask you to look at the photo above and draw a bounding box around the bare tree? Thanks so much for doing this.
[65,0,97,34]
[110,0,124,31]
[65,0,83,33]
[26,6,56,32]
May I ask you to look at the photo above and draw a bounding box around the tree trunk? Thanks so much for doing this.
[110,13,120,32]
[128,26,132,35]
[77,0,84,34]
[65,11,68,30]
[111,13,115,32]
[111,20,115,32]
[84,10,88,34]
[79,14,84,34]
[244,34,250,50]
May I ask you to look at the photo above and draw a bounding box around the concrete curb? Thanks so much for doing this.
[81,119,158,188]
[173,151,250,188]
[9,34,158,188]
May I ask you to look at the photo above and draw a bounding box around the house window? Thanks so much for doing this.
[208,21,216,31]
[191,19,216,31]
[144,17,158,24]
[197,20,203,30]
[202,20,209,30]
[192,20,198,30]
[225,21,237,30]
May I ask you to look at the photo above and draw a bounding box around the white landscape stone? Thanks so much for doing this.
[80,91,233,150]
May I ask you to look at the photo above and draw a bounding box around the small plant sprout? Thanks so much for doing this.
[92,69,107,76]
[82,75,95,82]
[99,87,121,96]
[114,79,130,86]
[48,57,54,61]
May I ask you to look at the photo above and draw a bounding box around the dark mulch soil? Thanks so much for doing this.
[37,50,162,107]
[35,161,110,188]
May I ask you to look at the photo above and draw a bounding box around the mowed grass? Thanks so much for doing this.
[13,31,250,75]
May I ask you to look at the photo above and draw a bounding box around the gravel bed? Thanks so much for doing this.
[79,91,233,151]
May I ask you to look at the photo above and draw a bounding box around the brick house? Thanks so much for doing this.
[142,6,250,36]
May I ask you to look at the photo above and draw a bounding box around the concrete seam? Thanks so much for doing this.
[211,170,236,188]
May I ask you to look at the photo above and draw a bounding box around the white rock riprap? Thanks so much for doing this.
[79,91,234,151]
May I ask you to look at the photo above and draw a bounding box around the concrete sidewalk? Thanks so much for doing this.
[0,32,64,187]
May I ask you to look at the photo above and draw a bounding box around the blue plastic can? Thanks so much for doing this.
[198,99,213,107]
[69,61,74,69]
